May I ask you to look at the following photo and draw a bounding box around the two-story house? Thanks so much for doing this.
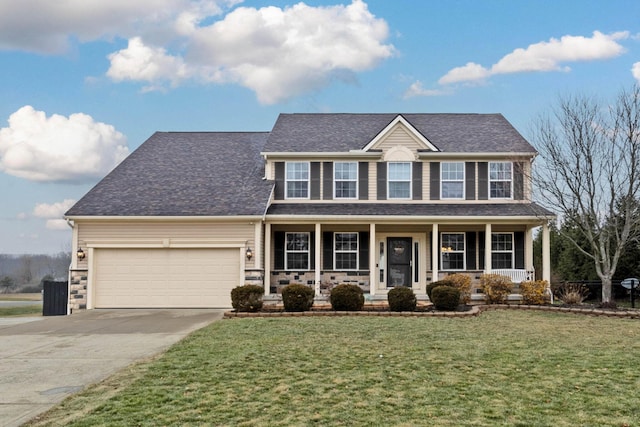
[65,113,554,311]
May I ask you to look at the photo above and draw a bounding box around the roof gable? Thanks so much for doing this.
[362,114,439,152]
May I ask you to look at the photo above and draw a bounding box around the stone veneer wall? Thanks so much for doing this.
[69,269,88,312]
[270,271,370,295]
[244,269,264,287]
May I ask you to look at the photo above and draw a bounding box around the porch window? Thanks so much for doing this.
[441,233,465,270]
[388,162,411,199]
[489,162,512,199]
[334,232,358,270]
[285,232,310,270]
[491,233,513,269]
[441,162,464,199]
[285,162,309,199]
[334,162,357,199]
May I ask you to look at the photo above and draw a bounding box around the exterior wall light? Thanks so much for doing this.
[246,247,253,261]
[77,247,86,261]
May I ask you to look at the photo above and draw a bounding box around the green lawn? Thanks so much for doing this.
[0,305,42,317]
[28,311,640,426]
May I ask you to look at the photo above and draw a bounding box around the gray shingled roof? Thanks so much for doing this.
[267,203,554,218]
[66,132,273,216]
[264,113,536,153]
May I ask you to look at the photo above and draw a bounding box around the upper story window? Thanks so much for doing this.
[489,162,512,199]
[388,162,411,199]
[491,233,513,269]
[334,162,357,199]
[285,162,309,199]
[334,232,358,270]
[285,232,310,270]
[441,232,465,270]
[441,162,464,199]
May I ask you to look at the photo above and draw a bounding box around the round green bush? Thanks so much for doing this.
[330,283,364,311]
[230,284,264,312]
[426,280,450,300]
[387,286,417,312]
[431,285,460,311]
[282,283,315,312]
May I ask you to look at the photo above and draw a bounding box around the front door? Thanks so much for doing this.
[387,237,412,287]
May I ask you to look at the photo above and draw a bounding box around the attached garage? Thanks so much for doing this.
[93,248,241,308]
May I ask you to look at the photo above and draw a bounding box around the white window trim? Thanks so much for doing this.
[285,161,310,200]
[441,161,465,200]
[285,232,310,271]
[334,162,358,200]
[387,162,412,200]
[491,232,514,269]
[489,161,513,200]
[334,232,359,271]
[440,232,466,271]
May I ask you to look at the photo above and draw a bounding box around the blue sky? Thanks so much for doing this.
[0,0,638,254]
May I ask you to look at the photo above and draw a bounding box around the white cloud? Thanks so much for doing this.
[633,62,640,82]
[0,0,235,54]
[0,106,129,182]
[46,219,70,230]
[403,81,449,98]
[33,199,77,219]
[107,0,394,104]
[439,31,629,85]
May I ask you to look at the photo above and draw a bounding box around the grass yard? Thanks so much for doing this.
[0,305,42,317]
[28,311,640,426]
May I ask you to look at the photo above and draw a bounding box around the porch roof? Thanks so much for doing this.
[266,203,554,219]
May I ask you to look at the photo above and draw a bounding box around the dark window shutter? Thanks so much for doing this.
[359,232,370,270]
[412,162,423,200]
[323,162,333,200]
[310,162,320,200]
[358,161,369,200]
[465,162,476,200]
[323,232,333,270]
[478,162,488,200]
[310,232,315,269]
[274,231,285,270]
[274,162,285,200]
[377,162,386,200]
[514,162,524,200]
[430,162,440,200]
[466,232,477,270]
[514,231,525,269]
[478,231,486,269]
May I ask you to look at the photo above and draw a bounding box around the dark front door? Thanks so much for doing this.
[387,237,412,287]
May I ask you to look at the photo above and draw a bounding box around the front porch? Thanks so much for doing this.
[261,220,552,300]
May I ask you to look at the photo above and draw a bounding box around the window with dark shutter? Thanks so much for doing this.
[323,232,333,270]
[359,231,369,270]
[377,162,386,200]
[478,162,488,200]
[430,162,440,200]
[323,162,333,200]
[310,162,320,200]
[514,231,525,269]
[412,162,422,200]
[274,162,284,200]
[465,162,476,200]
[466,231,477,270]
[514,162,525,200]
[358,162,369,200]
[274,231,285,270]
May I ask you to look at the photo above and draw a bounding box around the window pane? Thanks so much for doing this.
[335,181,356,198]
[492,253,512,269]
[389,182,410,198]
[442,182,463,198]
[490,182,510,198]
[335,253,357,270]
[287,253,309,270]
[388,162,410,180]
[287,181,308,198]
[442,233,464,251]
[492,234,513,251]
[286,162,309,179]
[335,162,357,180]
[286,233,309,251]
[442,253,464,270]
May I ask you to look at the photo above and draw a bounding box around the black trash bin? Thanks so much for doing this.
[43,280,68,316]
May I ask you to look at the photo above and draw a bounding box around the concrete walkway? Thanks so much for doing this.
[0,309,224,427]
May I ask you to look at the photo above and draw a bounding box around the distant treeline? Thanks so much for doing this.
[0,253,71,293]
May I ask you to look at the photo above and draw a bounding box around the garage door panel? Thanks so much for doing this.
[94,248,239,308]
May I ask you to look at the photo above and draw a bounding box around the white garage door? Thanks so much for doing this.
[94,248,240,308]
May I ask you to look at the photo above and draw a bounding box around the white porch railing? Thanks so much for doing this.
[487,269,534,284]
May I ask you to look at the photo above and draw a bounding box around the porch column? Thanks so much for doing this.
[253,222,262,269]
[264,222,271,295]
[315,223,321,296]
[484,223,492,273]
[431,223,439,282]
[525,225,534,270]
[542,222,551,282]
[369,223,376,295]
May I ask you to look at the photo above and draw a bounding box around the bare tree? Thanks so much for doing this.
[532,85,640,303]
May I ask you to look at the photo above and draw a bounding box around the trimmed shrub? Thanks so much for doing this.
[330,283,364,311]
[554,283,589,306]
[520,280,550,305]
[431,285,460,311]
[230,284,264,312]
[387,286,417,312]
[427,280,449,300]
[282,283,315,312]
[480,274,513,304]
[445,273,472,305]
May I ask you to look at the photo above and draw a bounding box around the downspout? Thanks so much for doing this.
[65,218,74,315]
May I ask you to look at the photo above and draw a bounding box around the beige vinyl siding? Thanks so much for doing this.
[373,124,426,152]
[424,162,431,201]
[77,220,256,268]
[368,161,376,200]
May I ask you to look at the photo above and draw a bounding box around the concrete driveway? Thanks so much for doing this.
[0,309,224,427]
